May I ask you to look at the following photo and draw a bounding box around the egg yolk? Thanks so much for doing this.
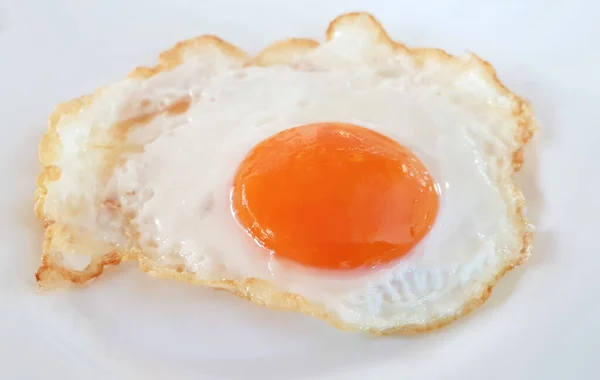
[231,122,439,270]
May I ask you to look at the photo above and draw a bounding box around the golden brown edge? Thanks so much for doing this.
[34,12,538,334]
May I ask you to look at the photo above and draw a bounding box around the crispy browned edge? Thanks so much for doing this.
[34,12,538,334]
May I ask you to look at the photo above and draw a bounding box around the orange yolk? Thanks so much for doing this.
[231,122,439,270]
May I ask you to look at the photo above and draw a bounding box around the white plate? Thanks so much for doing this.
[1,1,599,379]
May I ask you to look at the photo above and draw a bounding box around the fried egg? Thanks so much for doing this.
[35,12,537,334]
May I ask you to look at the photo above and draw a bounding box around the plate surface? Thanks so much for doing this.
[1,1,599,379]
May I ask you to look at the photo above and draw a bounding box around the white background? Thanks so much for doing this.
[0,1,598,379]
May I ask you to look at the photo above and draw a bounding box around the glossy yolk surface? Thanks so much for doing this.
[231,122,439,270]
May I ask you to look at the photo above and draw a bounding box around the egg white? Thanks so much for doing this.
[37,13,535,332]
